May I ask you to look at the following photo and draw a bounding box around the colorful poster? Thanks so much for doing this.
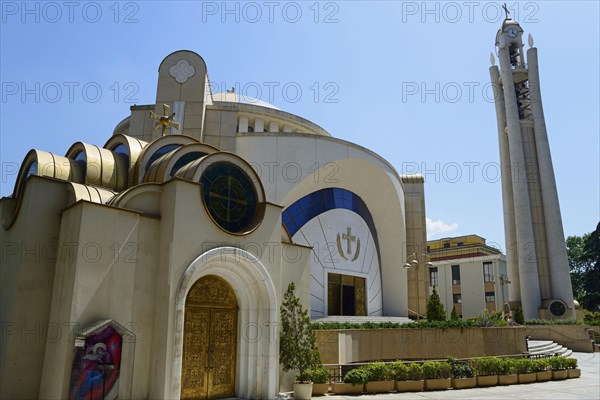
[69,324,122,400]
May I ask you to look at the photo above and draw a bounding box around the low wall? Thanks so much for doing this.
[316,327,526,364]
[525,325,595,353]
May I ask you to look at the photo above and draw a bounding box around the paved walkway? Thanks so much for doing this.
[322,352,600,400]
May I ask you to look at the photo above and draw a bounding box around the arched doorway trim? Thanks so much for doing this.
[171,247,278,399]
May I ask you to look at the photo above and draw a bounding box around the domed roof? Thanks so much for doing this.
[212,92,280,110]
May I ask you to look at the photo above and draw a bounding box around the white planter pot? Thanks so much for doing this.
[294,382,313,400]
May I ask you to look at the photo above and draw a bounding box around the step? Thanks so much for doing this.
[526,339,574,358]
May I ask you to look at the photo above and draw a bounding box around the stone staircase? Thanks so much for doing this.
[527,339,573,357]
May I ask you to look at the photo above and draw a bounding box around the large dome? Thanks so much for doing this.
[212,92,280,110]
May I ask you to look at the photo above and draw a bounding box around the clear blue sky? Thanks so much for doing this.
[1,1,598,250]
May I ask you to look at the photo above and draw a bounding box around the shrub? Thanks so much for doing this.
[311,319,477,330]
[497,358,516,375]
[512,358,535,374]
[426,287,446,321]
[476,310,507,327]
[303,366,330,384]
[548,356,567,371]
[525,318,581,325]
[565,358,578,369]
[450,305,460,321]
[343,368,369,386]
[447,357,473,378]
[362,362,392,381]
[469,357,502,376]
[584,309,600,325]
[390,361,409,381]
[406,363,424,380]
[514,304,525,325]
[533,358,550,372]
[422,361,451,379]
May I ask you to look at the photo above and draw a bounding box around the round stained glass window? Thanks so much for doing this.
[201,162,258,233]
[549,300,566,317]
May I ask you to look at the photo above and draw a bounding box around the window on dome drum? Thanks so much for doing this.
[429,267,438,287]
[327,273,366,316]
[73,151,87,178]
[200,162,258,233]
[485,292,495,303]
[483,262,493,283]
[451,265,461,285]
[170,152,207,175]
[145,144,180,172]
[25,161,38,178]
[453,294,462,304]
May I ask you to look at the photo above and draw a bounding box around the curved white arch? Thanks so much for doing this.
[171,247,278,399]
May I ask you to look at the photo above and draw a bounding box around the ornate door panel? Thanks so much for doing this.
[181,275,238,400]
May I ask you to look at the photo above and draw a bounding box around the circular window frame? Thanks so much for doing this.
[198,157,265,236]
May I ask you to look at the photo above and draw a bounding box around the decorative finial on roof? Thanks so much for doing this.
[502,3,510,20]
[490,52,496,66]
[226,87,236,93]
[528,33,534,48]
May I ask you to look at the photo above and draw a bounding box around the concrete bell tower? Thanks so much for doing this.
[489,12,575,320]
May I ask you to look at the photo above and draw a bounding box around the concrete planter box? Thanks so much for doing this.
[498,374,518,385]
[365,380,395,393]
[331,382,363,395]
[476,375,498,387]
[396,380,424,392]
[567,369,581,378]
[311,383,329,396]
[294,383,313,400]
[424,378,451,391]
[552,370,568,380]
[536,371,552,382]
[518,373,537,384]
[452,377,476,389]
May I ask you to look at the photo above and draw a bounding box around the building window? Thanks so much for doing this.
[457,242,464,246]
[453,294,462,304]
[483,262,493,283]
[451,265,461,285]
[429,267,438,287]
[443,243,450,248]
[485,292,495,303]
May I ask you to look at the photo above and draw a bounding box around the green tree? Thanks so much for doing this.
[450,305,460,320]
[514,304,525,325]
[426,286,446,321]
[567,222,600,311]
[567,233,591,301]
[279,282,321,382]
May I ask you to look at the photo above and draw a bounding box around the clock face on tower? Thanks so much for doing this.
[200,161,259,233]
[507,27,519,38]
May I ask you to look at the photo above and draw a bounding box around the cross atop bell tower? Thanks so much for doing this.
[489,18,575,320]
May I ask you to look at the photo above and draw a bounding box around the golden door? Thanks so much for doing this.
[181,276,238,399]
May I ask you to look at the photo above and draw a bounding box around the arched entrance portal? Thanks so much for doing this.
[181,275,238,399]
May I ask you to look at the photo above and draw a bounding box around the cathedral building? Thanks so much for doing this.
[0,50,426,399]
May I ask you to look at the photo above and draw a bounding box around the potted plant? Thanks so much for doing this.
[422,361,452,391]
[279,283,321,400]
[497,358,518,385]
[533,358,552,382]
[513,358,537,384]
[548,356,568,380]
[395,362,424,392]
[448,357,476,389]
[331,368,367,394]
[304,367,330,396]
[470,357,499,387]
[565,358,581,378]
[363,362,395,393]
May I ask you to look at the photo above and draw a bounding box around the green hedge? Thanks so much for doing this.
[312,319,478,330]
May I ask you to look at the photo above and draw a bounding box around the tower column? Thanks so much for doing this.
[498,45,542,319]
[489,64,520,303]
[527,47,575,314]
